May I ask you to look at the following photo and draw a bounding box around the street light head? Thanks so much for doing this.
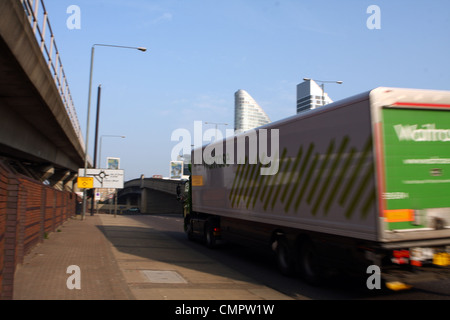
[336,81,343,84]
[303,78,311,81]
[137,47,147,52]
[205,122,228,126]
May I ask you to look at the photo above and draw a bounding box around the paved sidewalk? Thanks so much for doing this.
[13,215,134,300]
[13,214,292,300]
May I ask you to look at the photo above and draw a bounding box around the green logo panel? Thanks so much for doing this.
[382,108,450,229]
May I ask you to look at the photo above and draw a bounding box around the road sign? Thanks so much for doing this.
[78,169,124,189]
[77,177,94,189]
[107,157,120,169]
[170,161,183,179]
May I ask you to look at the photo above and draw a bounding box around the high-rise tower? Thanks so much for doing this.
[234,89,271,132]
[296,79,333,113]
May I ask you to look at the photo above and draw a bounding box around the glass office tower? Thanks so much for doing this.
[234,89,271,132]
[296,79,333,114]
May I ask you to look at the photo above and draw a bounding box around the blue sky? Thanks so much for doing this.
[43,0,450,180]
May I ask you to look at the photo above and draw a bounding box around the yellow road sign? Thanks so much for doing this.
[77,177,94,189]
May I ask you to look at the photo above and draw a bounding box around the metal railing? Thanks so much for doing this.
[20,0,85,150]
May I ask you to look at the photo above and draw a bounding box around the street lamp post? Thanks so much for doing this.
[204,122,228,141]
[81,44,147,220]
[303,78,343,107]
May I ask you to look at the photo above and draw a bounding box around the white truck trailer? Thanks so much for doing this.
[184,87,450,288]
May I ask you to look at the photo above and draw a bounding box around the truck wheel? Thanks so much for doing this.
[299,240,322,285]
[205,224,216,249]
[275,239,295,276]
[186,221,194,241]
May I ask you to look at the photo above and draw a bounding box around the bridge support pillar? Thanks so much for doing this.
[50,170,70,190]
[63,173,77,192]
[38,165,54,181]
[140,187,148,214]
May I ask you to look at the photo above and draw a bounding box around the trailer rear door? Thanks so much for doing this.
[380,107,450,233]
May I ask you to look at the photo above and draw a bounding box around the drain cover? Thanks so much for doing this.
[141,270,188,284]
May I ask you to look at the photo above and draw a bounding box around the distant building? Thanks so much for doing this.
[296,79,333,114]
[177,154,191,178]
[234,89,271,132]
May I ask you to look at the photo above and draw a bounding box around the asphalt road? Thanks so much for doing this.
[126,213,450,300]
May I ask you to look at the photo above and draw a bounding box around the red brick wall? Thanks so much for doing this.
[0,161,77,299]
[0,161,18,300]
[0,163,7,299]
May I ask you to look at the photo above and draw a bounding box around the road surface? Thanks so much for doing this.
[124,213,450,300]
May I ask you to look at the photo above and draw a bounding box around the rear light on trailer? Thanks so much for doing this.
[391,250,409,265]
[409,247,450,267]
[393,250,410,258]
[410,260,422,267]
[433,253,450,266]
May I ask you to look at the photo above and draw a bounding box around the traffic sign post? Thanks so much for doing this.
[78,169,124,189]
[77,177,94,189]
[78,168,124,219]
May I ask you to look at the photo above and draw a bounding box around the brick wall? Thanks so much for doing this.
[0,161,77,299]
[0,163,7,299]
[0,161,18,300]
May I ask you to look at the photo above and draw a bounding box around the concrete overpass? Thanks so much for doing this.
[118,177,187,215]
[0,0,86,190]
[0,1,90,299]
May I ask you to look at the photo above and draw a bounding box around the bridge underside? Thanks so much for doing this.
[0,0,86,189]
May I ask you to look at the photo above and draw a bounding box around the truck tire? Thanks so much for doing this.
[205,223,216,249]
[275,238,295,276]
[299,240,323,285]
[185,220,194,241]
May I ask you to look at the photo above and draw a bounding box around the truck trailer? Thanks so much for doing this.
[184,87,450,288]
